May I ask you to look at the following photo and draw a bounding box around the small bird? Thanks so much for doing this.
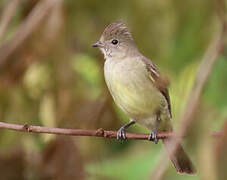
[92,21,195,174]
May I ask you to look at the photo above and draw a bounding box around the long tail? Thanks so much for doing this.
[162,138,196,174]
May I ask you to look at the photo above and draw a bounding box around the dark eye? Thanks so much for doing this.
[111,39,118,45]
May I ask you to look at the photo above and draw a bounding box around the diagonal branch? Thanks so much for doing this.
[0,0,62,70]
[0,0,21,42]
[150,6,227,180]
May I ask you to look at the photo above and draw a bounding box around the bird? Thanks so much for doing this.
[92,20,195,174]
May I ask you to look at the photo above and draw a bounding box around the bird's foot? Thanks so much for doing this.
[148,131,159,144]
[117,126,127,140]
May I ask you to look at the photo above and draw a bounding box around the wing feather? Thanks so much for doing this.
[141,56,172,118]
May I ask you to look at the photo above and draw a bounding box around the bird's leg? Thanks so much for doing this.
[148,114,160,144]
[117,120,135,140]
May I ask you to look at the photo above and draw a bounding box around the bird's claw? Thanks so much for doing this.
[148,131,159,144]
[117,127,126,140]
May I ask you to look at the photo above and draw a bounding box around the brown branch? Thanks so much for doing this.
[0,0,62,69]
[0,121,222,140]
[150,5,227,180]
[0,0,21,42]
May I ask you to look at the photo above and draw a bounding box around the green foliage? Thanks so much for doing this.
[0,0,226,179]
[86,145,162,180]
[204,56,227,110]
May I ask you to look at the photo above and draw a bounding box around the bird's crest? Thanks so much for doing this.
[102,21,133,40]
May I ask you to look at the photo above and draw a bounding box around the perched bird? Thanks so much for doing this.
[92,21,195,174]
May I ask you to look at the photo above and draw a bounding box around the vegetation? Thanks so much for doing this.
[0,0,226,179]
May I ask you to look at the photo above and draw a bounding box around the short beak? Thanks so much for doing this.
[92,41,104,48]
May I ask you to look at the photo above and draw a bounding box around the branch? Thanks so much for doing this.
[0,121,222,140]
[0,0,21,42]
[150,5,227,180]
[0,0,62,69]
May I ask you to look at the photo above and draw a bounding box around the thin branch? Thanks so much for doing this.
[0,0,21,42]
[150,7,227,180]
[0,121,222,140]
[0,0,62,69]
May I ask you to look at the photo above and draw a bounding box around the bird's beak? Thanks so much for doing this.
[92,41,104,48]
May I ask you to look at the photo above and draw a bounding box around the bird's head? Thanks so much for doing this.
[92,21,137,59]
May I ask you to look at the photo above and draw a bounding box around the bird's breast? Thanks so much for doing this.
[104,58,164,119]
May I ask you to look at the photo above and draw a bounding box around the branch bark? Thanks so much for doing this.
[0,121,222,140]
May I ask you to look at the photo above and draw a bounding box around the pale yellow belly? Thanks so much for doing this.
[104,58,168,130]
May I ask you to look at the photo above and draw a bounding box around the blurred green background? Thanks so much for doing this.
[0,0,226,179]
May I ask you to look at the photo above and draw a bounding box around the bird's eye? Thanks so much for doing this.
[111,39,118,45]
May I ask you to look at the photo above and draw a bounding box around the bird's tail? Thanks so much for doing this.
[162,138,196,174]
